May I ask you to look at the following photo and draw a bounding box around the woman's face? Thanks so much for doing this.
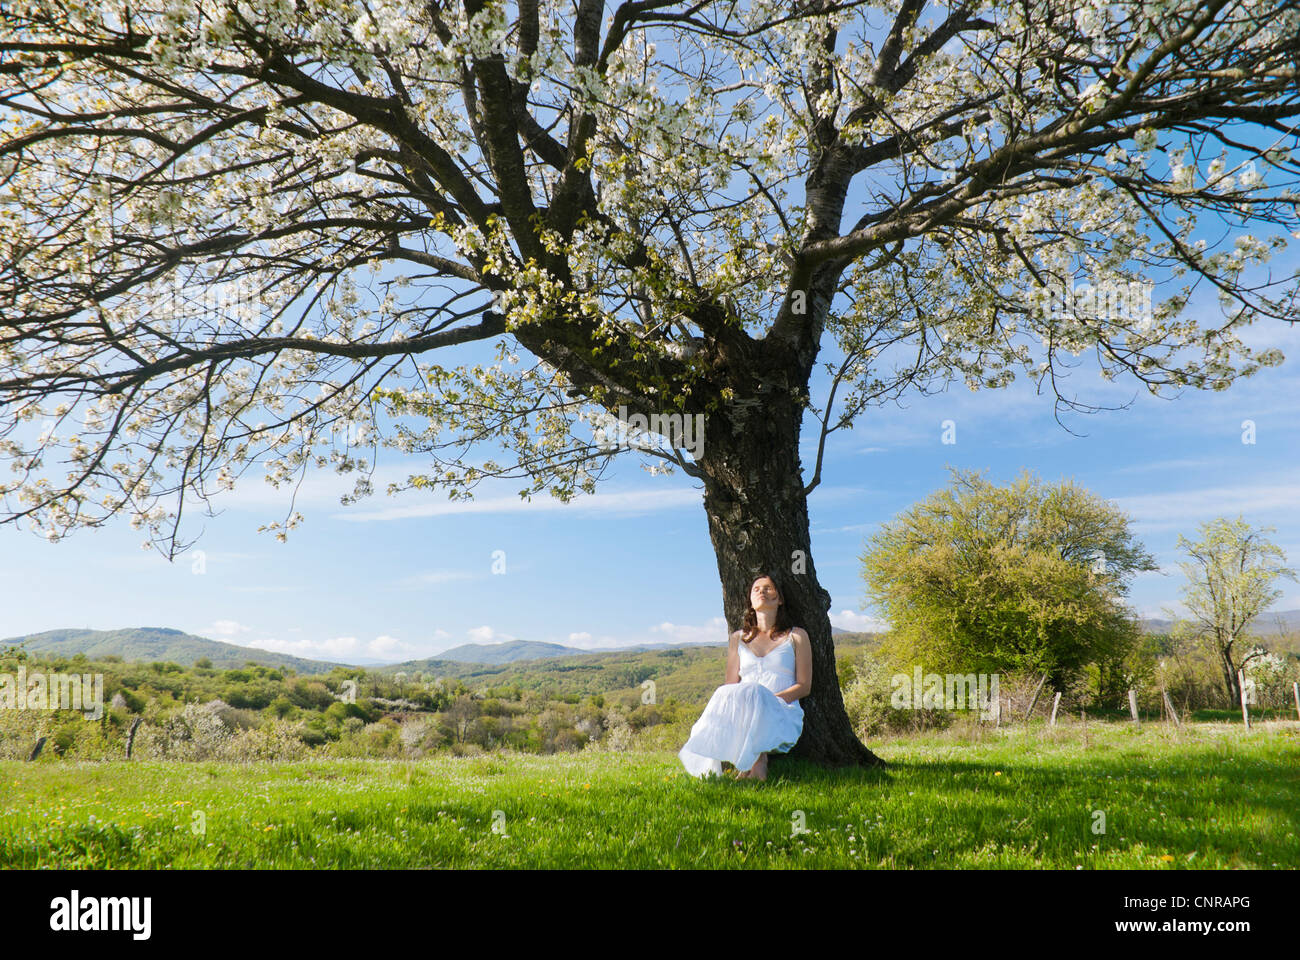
[750,578,780,611]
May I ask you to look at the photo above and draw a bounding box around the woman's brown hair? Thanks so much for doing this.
[740,572,796,643]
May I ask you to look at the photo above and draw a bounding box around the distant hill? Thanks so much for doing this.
[0,624,875,675]
[1,628,349,674]
[431,640,585,664]
[1139,609,1300,636]
[384,630,877,674]
[424,626,858,663]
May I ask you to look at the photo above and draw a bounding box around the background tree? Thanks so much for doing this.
[1168,516,1297,706]
[2,1,1299,766]
[860,468,1156,688]
[1088,626,1159,709]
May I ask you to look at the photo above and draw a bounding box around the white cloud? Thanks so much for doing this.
[809,485,878,504]
[568,631,592,642]
[248,633,425,663]
[649,617,729,645]
[1110,458,1217,475]
[201,622,435,664]
[563,634,632,650]
[371,635,420,659]
[831,609,889,633]
[198,461,418,512]
[393,569,476,588]
[817,521,878,534]
[251,634,364,660]
[334,485,704,522]
[465,625,517,644]
[1112,481,1300,532]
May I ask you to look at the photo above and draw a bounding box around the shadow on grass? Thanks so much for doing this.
[865,752,1300,839]
[761,754,893,787]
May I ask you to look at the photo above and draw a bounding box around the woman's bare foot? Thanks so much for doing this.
[740,753,769,781]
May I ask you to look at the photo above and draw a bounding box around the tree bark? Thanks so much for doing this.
[125,717,142,759]
[697,388,885,769]
[1219,641,1240,707]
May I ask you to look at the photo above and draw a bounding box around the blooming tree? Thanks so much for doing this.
[1170,516,1297,706]
[2,0,1298,765]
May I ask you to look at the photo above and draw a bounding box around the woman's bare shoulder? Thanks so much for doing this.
[789,626,810,643]
[728,629,743,647]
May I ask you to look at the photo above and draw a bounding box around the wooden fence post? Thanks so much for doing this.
[126,717,142,759]
[1049,691,1062,726]
[1293,682,1299,723]
[1128,689,1140,724]
[1162,690,1182,728]
[1238,670,1250,731]
[1026,673,1048,721]
[28,737,46,761]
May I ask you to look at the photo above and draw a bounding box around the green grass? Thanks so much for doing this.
[3,720,1297,868]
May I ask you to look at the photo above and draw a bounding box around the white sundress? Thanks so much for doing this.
[678,635,805,778]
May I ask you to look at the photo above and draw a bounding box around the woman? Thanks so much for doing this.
[678,573,812,780]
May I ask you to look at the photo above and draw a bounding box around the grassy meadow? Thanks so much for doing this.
[3,718,1297,869]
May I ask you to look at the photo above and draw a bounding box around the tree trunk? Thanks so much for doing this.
[697,388,885,769]
[1219,643,1240,707]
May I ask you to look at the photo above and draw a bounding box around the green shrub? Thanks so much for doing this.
[325,700,373,723]
[222,683,276,710]
[297,726,327,747]
[289,679,335,711]
[843,653,953,737]
[112,687,146,713]
[837,654,857,691]
[627,703,663,730]
[51,726,78,757]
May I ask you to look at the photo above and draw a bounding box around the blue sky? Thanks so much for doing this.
[3,280,1297,664]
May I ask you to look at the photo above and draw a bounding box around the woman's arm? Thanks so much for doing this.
[775,628,813,703]
[725,630,741,684]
